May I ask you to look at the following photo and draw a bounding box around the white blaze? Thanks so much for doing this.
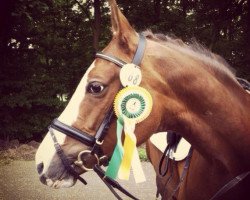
[58,63,96,125]
[35,62,96,171]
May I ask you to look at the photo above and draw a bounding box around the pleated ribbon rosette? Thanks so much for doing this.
[105,86,153,183]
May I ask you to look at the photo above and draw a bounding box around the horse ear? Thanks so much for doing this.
[108,0,137,46]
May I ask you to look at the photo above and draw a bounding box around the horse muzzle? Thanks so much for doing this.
[36,160,79,189]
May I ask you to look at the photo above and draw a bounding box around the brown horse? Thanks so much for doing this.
[35,0,250,199]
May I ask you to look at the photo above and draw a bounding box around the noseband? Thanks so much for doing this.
[49,34,146,200]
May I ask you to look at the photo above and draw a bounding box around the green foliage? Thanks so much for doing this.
[0,0,249,141]
[0,0,96,141]
[138,147,148,162]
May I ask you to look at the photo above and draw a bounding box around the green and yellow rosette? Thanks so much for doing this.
[105,86,152,183]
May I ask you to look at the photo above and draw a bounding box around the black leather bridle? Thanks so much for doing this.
[48,34,146,200]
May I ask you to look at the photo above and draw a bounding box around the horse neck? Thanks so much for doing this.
[145,39,250,173]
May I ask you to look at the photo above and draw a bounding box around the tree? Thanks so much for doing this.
[0,0,93,141]
[0,0,249,142]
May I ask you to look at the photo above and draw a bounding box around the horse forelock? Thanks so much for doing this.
[142,30,237,81]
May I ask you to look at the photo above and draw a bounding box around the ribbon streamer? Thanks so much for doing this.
[105,117,124,179]
[118,120,136,180]
[131,146,146,183]
[118,119,146,183]
[107,86,152,183]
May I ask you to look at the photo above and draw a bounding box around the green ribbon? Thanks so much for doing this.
[105,117,124,179]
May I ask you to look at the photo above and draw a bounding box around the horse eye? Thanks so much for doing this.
[87,82,105,95]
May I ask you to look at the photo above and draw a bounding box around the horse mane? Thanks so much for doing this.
[142,30,237,80]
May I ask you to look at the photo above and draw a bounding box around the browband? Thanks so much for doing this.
[95,53,126,67]
[96,34,146,67]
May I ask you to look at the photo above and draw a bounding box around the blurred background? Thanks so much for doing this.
[0,0,249,144]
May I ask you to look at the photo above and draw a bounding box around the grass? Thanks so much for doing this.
[138,147,148,162]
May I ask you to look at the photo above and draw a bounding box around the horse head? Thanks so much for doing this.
[35,0,162,189]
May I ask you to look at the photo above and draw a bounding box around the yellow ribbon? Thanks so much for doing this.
[118,119,146,183]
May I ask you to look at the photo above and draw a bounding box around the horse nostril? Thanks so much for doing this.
[37,162,44,174]
[39,174,47,185]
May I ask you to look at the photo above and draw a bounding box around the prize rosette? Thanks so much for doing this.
[114,86,153,123]
[107,86,153,183]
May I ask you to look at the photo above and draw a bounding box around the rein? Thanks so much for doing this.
[209,171,250,200]
[48,34,146,200]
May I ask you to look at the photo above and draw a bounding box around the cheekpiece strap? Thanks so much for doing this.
[49,127,87,185]
[132,34,146,66]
